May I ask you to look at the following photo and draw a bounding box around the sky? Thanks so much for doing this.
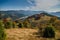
[0,0,60,11]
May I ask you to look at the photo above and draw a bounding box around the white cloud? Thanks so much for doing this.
[0,7,30,11]
[23,7,30,10]
[27,0,34,5]
[27,0,60,11]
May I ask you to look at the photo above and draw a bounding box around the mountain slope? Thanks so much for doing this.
[26,12,60,21]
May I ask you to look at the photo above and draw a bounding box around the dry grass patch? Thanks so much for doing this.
[6,28,60,40]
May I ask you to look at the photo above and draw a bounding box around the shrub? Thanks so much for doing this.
[43,26,55,38]
[0,20,6,40]
[6,21,13,28]
[18,23,22,28]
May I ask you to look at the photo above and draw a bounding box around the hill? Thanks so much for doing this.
[26,12,60,20]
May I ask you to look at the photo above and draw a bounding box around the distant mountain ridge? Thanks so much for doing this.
[0,10,26,20]
[50,12,60,17]
[0,10,60,20]
[0,10,44,20]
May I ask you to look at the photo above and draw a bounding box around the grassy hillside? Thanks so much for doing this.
[0,12,60,40]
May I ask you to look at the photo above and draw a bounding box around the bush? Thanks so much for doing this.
[18,23,22,28]
[43,26,55,38]
[0,20,6,40]
[6,21,13,28]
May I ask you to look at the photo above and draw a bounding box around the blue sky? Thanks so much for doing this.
[0,0,60,11]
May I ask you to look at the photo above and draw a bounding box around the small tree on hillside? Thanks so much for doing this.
[43,25,55,38]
